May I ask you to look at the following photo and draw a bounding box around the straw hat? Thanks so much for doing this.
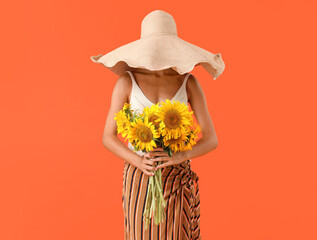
[90,10,225,80]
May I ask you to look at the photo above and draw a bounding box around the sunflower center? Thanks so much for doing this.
[136,125,153,143]
[166,136,182,145]
[149,115,159,124]
[149,115,160,128]
[164,110,181,129]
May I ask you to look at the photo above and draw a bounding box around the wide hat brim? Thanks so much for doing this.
[90,35,225,80]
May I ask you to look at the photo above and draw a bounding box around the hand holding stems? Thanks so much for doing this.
[136,146,172,175]
[135,151,157,176]
[142,147,167,229]
[150,148,188,169]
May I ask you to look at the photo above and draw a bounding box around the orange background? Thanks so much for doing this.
[1,1,317,239]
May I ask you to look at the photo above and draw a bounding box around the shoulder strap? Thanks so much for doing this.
[184,72,191,84]
[181,73,191,100]
[125,71,136,103]
[182,72,191,91]
[126,70,135,84]
[125,70,153,105]
[171,73,191,102]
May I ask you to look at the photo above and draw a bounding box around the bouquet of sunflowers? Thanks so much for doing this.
[114,99,201,229]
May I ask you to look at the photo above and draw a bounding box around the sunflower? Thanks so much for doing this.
[183,121,201,151]
[142,104,162,133]
[156,99,193,136]
[122,103,143,122]
[122,103,130,111]
[114,110,131,141]
[162,127,189,152]
[128,116,160,152]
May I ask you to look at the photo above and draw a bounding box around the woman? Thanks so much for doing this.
[91,10,225,240]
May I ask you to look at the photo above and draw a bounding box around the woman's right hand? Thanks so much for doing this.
[136,152,157,176]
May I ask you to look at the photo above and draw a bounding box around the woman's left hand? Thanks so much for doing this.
[149,147,187,169]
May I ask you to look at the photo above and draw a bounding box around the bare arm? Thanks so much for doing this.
[102,73,142,167]
[184,74,218,161]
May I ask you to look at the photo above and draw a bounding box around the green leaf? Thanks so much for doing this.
[168,148,172,157]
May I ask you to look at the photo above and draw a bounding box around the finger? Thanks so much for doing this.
[143,153,152,158]
[151,151,169,157]
[152,147,164,151]
[155,162,168,169]
[145,159,156,166]
[143,169,155,176]
[145,165,157,172]
[151,156,169,162]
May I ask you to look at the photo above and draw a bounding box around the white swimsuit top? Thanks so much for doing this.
[125,70,191,157]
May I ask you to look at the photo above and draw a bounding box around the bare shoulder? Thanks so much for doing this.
[115,71,132,91]
[186,73,204,103]
[112,71,132,103]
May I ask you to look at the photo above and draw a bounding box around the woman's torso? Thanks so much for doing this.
[125,70,191,157]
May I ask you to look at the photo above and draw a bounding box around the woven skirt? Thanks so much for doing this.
[122,159,201,240]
